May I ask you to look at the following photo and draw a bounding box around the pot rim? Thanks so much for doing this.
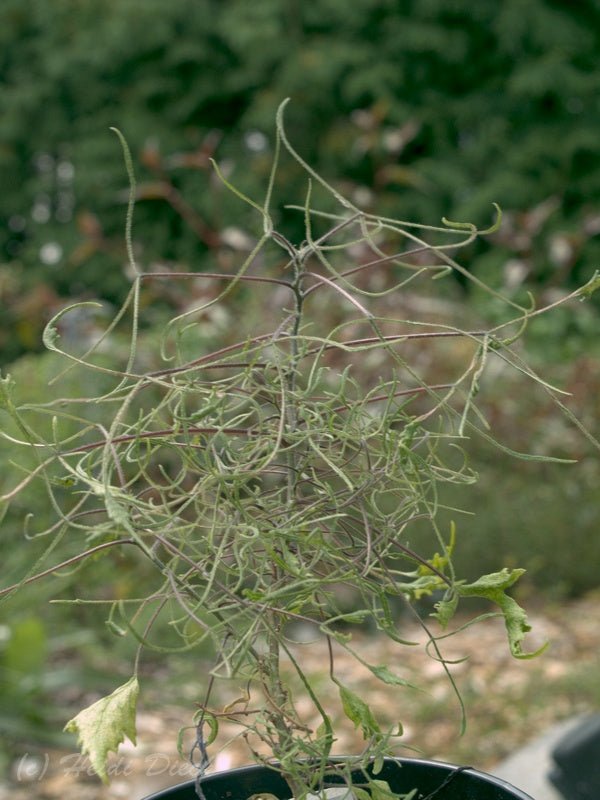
[142,756,533,800]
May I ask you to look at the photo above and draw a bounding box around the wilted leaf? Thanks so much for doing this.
[338,684,382,741]
[433,593,459,629]
[457,569,548,659]
[64,676,139,782]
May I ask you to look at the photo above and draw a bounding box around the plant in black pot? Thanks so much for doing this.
[1,102,598,800]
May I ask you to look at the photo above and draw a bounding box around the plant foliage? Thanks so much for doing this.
[1,102,599,797]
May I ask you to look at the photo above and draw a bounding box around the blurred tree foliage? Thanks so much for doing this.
[1,0,600,362]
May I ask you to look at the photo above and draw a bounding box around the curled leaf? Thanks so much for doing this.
[433,593,459,629]
[457,569,548,659]
[43,302,103,353]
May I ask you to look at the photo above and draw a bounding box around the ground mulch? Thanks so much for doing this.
[3,592,599,800]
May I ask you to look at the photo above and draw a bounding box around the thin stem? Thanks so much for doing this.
[0,538,136,597]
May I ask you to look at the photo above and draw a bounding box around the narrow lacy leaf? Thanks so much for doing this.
[457,569,548,659]
[64,676,139,782]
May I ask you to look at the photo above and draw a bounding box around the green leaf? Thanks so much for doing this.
[457,569,548,659]
[432,593,459,629]
[0,373,15,411]
[367,664,418,690]
[338,684,382,741]
[242,587,265,602]
[441,215,475,231]
[64,676,139,783]
[459,567,523,594]
[323,628,352,644]
[579,270,600,300]
[370,779,396,800]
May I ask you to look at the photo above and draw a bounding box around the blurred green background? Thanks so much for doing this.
[3,0,600,359]
[1,0,599,773]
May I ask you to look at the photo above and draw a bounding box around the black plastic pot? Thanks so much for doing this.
[143,757,533,800]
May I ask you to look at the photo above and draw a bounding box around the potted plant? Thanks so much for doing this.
[1,101,598,800]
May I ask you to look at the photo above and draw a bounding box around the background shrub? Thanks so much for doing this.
[1,0,600,360]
